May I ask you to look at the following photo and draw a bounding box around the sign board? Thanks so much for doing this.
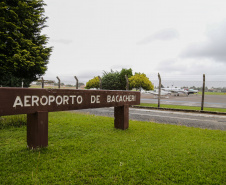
[0,88,140,149]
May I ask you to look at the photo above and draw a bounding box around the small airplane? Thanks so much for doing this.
[141,89,171,97]
[185,89,198,95]
[141,87,198,96]
[161,87,188,96]
[149,89,171,96]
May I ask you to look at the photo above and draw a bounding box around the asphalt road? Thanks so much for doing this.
[141,94,226,108]
[73,107,226,131]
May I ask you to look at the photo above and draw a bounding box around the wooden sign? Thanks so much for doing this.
[0,88,140,149]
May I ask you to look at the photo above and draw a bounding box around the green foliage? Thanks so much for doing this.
[0,0,52,87]
[102,70,121,90]
[129,72,154,90]
[119,68,133,90]
[85,76,100,89]
[86,68,154,91]
[0,73,32,87]
[1,112,225,184]
[102,68,133,90]
[0,114,26,129]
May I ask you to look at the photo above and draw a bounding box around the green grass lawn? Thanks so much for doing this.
[138,103,226,113]
[198,92,226,95]
[1,112,226,184]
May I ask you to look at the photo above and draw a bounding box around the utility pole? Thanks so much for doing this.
[74,76,78,89]
[41,77,44,89]
[125,75,129,90]
[201,74,205,110]
[98,76,102,90]
[56,76,60,89]
[158,73,161,108]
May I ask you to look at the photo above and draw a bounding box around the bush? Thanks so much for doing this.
[85,76,100,89]
[0,115,27,129]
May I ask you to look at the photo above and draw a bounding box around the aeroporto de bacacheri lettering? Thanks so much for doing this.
[13,94,137,108]
[0,88,140,149]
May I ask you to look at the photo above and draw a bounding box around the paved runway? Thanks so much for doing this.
[73,107,226,130]
[141,94,226,108]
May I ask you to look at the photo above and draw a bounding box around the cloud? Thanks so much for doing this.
[155,59,188,74]
[136,28,179,45]
[181,20,226,63]
[43,69,102,84]
[50,39,73,44]
[110,65,133,71]
[156,59,226,76]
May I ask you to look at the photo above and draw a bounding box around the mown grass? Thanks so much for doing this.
[198,92,226,95]
[0,114,27,129]
[138,103,226,113]
[0,112,226,184]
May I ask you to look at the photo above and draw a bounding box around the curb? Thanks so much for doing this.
[131,106,226,116]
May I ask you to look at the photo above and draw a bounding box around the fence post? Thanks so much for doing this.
[74,76,78,89]
[41,77,44,89]
[125,75,129,90]
[158,73,161,108]
[56,76,60,89]
[201,74,205,111]
[98,76,102,89]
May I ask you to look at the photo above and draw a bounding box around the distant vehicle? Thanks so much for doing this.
[186,89,198,95]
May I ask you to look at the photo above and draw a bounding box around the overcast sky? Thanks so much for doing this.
[42,0,226,84]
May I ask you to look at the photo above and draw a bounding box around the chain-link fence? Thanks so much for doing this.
[2,74,226,109]
[142,74,226,109]
[30,76,85,89]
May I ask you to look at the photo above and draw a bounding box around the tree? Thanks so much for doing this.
[101,68,133,90]
[129,73,154,91]
[0,0,52,87]
[119,68,133,90]
[102,70,121,90]
[85,76,100,89]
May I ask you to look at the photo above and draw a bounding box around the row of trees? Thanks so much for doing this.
[85,68,154,91]
[0,0,52,87]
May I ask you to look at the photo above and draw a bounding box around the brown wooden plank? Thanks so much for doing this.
[0,88,140,116]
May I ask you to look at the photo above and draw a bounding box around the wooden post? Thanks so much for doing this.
[41,77,44,89]
[114,105,129,130]
[98,76,102,89]
[56,76,60,89]
[201,74,205,111]
[125,75,129,90]
[27,111,48,149]
[74,76,78,89]
[158,73,161,108]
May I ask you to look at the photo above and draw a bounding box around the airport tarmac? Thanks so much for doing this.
[141,94,226,109]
